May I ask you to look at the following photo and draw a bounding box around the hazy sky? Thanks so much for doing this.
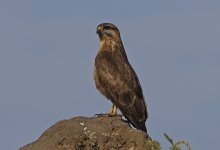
[0,1,220,149]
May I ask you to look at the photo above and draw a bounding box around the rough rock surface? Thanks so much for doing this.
[20,116,157,150]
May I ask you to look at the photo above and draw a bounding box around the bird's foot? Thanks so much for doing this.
[95,113,109,117]
[107,105,117,117]
[95,105,121,117]
[95,113,122,117]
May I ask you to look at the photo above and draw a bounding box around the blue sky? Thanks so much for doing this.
[0,1,219,149]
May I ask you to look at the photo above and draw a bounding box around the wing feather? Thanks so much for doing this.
[95,50,147,131]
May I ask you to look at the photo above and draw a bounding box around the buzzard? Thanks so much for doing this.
[94,23,148,133]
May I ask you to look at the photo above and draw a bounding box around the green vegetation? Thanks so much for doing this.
[145,133,191,150]
[146,139,161,150]
[164,133,191,150]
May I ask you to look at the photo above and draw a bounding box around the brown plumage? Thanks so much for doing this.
[94,23,148,132]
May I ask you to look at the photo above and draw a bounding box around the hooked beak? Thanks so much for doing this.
[96,25,102,34]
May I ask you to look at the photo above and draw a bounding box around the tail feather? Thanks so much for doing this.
[118,91,148,133]
[136,122,147,133]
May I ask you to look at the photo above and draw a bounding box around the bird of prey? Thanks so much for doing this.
[94,23,148,133]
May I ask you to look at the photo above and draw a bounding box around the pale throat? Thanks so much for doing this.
[99,39,122,52]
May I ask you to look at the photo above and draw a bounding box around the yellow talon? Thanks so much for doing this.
[95,104,118,117]
[108,105,117,116]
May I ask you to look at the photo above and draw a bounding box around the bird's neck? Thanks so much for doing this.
[99,39,124,52]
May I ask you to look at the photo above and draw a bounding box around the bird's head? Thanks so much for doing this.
[96,23,121,41]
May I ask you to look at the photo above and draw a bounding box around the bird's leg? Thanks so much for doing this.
[95,104,121,117]
[107,104,117,116]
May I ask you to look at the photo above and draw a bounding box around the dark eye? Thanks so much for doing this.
[104,26,112,30]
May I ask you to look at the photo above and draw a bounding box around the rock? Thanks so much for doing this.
[19,116,159,150]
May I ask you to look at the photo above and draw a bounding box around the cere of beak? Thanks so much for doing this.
[97,26,102,31]
[96,26,102,34]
